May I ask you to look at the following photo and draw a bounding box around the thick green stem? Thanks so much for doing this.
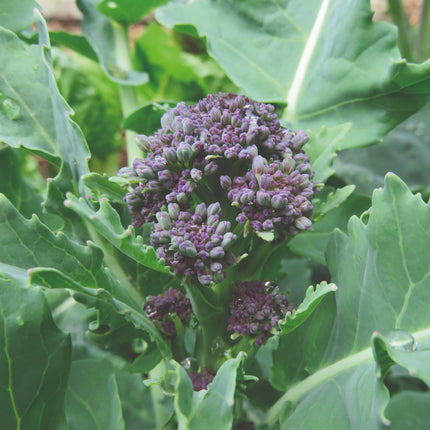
[416,0,430,61]
[388,0,414,60]
[112,21,141,165]
[184,283,230,369]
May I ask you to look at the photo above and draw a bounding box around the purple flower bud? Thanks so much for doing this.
[282,157,295,174]
[177,192,188,203]
[160,110,174,129]
[210,262,223,273]
[221,232,236,249]
[291,129,309,150]
[136,166,156,180]
[182,118,195,135]
[216,221,231,235]
[271,195,287,209]
[252,155,267,177]
[256,190,271,206]
[240,190,255,205]
[262,219,274,230]
[179,240,198,258]
[220,176,232,190]
[163,147,177,164]
[210,246,225,259]
[147,180,161,191]
[195,203,207,218]
[204,161,218,175]
[136,134,151,152]
[191,168,203,182]
[211,107,222,122]
[177,143,193,164]
[221,111,231,125]
[198,274,212,286]
[207,202,221,216]
[168,203,180,220]
[295,216,312,230]
[156,212,172,230]
[207,215,219,227]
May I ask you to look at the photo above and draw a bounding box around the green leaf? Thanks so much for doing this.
[306,124,351,184]
[0,146,44,219]
[172,354,244,430]
[0,283,71,430]
[288,191,370,264]
[278,282,337,336]
[64,193,171,274]
[267,174,430,428]
[334,101,430,195]
[123,102,171,135]
[0,11,89,186]
[385,391,430,430]
[312,185,356,222]
[0,194,166,348]
[77,0,149,86]
[65,359,124,430]
[158,0,430,149]
[372,332,430,386]
[83,173,126,204]
[97,0,170,25]
[0,0,40,32]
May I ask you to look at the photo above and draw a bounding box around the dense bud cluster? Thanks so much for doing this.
[143,287,192,337]
[120,93,316,285]
[228,280,290,345]
[188,368,215,391]
[151,203,236,286]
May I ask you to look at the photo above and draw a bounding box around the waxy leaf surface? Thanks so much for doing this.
[0,283,71,430]
[158,0,430,149]
[0,12,89,185]
[268,174,430,429]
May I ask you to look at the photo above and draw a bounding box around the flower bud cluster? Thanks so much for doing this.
[228,280,290,345]
[151,203,237,286]
[221,150,314,234]
[188,367,215,391]
[120,93,316,284]
[143,287,192,337]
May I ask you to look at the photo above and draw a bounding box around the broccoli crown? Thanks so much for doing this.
[228,280,290,345]
[143,287,192,337]
[120,93,316,285]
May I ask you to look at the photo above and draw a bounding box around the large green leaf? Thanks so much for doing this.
[157,0,430,149]
[0,282,71,430]
[77,0,149,86]
[267,174,430,428]
[334,101,430,195]
[0,11,89,185]
[65,359,124,430]
[0,0,40,32]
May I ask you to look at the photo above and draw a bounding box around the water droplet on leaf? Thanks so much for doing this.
[211,336,228,357]
[386,329,416,351]
[181,357,197,372]
[107,64,128,80]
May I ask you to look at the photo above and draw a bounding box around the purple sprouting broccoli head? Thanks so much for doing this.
[188,367,215,391]
[119,93,317,285]
[228,280,290,345]
[151,202,237,286]
[143,287,192,338]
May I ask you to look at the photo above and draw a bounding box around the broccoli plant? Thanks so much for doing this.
[1,0,430,429]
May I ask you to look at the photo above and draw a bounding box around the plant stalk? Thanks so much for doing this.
[388,0,414,60]
[416,0,430,61]
[112,21,141,165]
